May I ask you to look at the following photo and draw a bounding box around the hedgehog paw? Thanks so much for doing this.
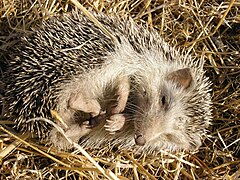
[49,123,92,150]
[104,114,126,134]
[69,93,101,117]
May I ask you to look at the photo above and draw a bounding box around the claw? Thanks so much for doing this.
[104,114,126,133]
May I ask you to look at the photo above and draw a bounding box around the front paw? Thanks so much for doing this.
[104,114,126,134]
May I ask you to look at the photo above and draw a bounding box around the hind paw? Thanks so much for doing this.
[49,123,92,150]
[69,94,101,117]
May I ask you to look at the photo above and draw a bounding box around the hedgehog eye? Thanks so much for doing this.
[161,95,166,106]
[142,88,147,96]
[161,95,171,110]
[143,90,147,96]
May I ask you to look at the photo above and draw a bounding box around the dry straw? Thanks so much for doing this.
[0,0,239,179]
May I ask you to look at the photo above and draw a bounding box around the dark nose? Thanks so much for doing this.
[135,134,146,146]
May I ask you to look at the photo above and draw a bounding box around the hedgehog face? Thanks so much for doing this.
[130,68,198,151]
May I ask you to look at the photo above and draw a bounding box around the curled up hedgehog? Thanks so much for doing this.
[1,11,212,154]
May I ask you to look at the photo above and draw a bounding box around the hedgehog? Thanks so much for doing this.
[2,11,212,153]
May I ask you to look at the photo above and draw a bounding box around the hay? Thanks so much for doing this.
[0,0,239,179]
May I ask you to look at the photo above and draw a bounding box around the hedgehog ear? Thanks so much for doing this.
[166,68,192,89]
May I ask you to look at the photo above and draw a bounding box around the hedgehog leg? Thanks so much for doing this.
[105,76,129,133]
[69,94,101,117]
[68,93,102,134]
[66,94,102,137]
[49,112,108,150]
[50,92,103,150]
[111,76,130,114]
[49,123,92,150]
